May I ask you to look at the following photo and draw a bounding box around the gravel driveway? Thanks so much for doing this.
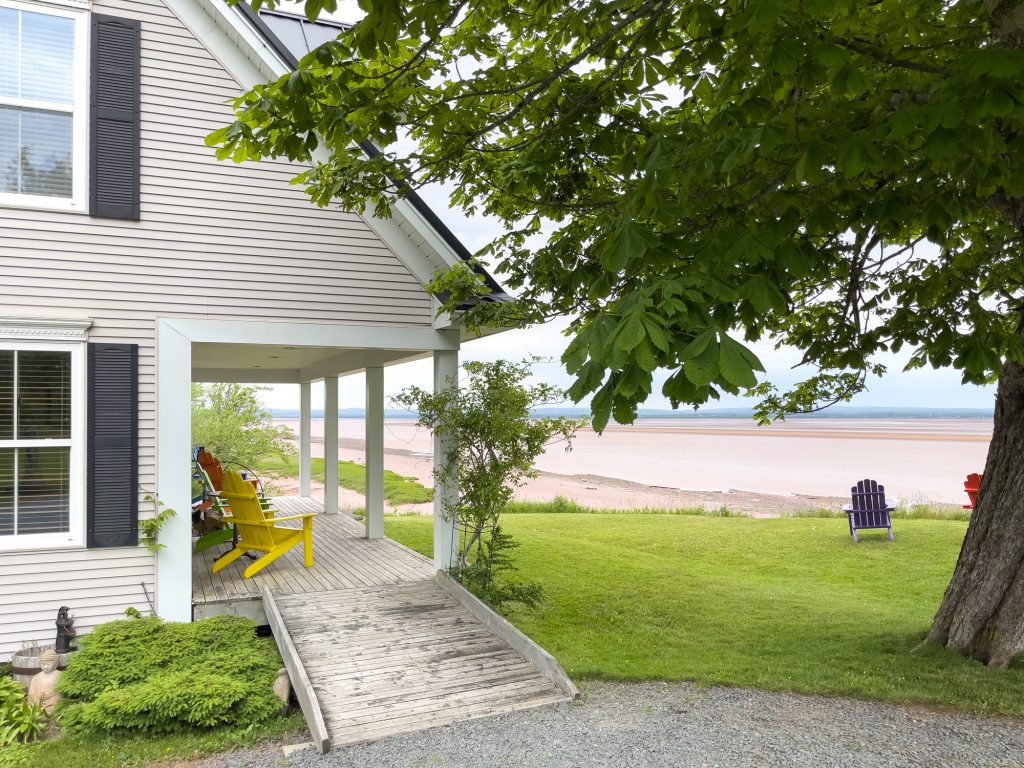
[200,681,1024,768]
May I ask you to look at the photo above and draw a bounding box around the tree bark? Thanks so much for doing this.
[925,356,1024,667]
[930,0,1024,667]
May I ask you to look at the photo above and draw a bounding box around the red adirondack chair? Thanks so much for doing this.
[963,472,982,510]
[842,479,895,543]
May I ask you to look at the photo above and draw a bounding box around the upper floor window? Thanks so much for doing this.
[0,1,87,211]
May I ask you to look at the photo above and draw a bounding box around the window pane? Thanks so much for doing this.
[0,351,11,440]
[17,351,71,439]
[0,106,73,198]
[17,446,70,535]
[0,448,12,537]
[0,8,16,100]
[21,11,75,104]
[20,109,73,197]
[0,106,15,194]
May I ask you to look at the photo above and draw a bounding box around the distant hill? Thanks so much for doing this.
[271,408,416,419]
[271,406,993,420]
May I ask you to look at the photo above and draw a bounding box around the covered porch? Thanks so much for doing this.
[156,317,462,623]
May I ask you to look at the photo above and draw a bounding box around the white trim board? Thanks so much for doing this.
[155,320,193,622]
[0,316,92,341]
[168,318,459,351]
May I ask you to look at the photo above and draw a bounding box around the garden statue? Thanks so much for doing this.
[272,668,291,714]
[27,649,61,713]
[55,606,76,653]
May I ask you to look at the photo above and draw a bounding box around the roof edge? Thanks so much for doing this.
[237,4,507,297]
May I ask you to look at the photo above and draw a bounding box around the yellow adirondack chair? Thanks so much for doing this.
[212,470,317,579]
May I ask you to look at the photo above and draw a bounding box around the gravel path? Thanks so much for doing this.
[197,681,1024,768]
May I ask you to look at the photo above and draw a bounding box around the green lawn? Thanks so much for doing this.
[384,512,1024,716]
[257,455,432,505]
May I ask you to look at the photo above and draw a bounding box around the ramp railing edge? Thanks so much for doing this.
[434,570,580,700]
[259,585,332,754]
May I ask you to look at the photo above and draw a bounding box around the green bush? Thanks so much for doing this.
[57,615,282,735]
[0,677,47,746]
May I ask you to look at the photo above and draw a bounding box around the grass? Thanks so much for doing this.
[506,496,972,521]
[508,498,741,516]
[257,454,432,505]
[384,512,1024,717]
[790,504,973,522]
[0,714,307,768]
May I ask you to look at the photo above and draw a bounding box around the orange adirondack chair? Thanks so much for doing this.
[963,472,982,510]
[195,447,272,511]
[212,471,317,579]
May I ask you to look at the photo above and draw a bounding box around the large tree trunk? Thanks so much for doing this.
[927,0,1024,668]
[925,358,1024,667]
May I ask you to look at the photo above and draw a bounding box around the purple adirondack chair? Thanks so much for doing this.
[842,479,895,543]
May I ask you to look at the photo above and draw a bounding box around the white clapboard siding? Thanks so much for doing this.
[0,547,155,660]
[0,0,438,659]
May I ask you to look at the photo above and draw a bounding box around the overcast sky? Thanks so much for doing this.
[258,2,996,414]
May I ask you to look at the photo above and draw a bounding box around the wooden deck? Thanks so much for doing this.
[192,497,434,620]
[191,497,574,752]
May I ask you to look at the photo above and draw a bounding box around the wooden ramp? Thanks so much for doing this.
[264,580,575,751]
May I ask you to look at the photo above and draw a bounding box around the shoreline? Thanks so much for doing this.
[270,432,965,519]
[272,417,988,508]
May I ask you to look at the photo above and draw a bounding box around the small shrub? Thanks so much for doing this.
[456,527,543,613]
[0,677,47,746]
[57,615,282,735]
[549,496,582,513]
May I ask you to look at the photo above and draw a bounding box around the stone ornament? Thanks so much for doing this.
[273,668,291,714]
[27,649,61,713]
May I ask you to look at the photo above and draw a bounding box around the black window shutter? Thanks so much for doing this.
[90,14,141,220]
[87,343,139,548]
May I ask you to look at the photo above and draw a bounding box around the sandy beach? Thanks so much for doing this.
[271,417,991,514]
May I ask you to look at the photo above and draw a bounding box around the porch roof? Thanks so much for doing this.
[169,317,459,384]
[191,343,429,384]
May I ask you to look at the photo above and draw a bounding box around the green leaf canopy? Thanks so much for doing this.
[217,0,1024,428]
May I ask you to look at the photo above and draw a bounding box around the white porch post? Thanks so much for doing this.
[323,376,339,514]
[299,381,311,497]
[155,320,193,622]
[432,347,459,571]
[365,367,385,539]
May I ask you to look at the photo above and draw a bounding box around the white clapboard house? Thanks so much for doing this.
[0,0,509,659]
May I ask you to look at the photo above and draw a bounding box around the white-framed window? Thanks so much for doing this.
[0,0,88,212]
[0,341,86,550]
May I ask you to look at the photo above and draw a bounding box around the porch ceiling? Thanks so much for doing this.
[191,342,428,383]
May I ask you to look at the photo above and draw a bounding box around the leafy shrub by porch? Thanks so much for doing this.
[1,676,47,746]
[57,615,282,735]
